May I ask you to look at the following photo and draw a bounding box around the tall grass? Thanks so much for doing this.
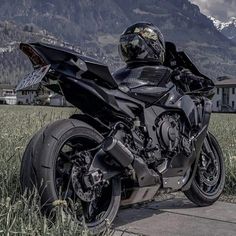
[209,113,236,195]
[0,106,86,235]
[0,106,235,234]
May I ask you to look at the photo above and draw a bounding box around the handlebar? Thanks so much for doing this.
[171,68,215,95]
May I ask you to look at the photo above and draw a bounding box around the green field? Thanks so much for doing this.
[0,105,235,235]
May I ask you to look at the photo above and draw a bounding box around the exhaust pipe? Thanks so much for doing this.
[103,137,160,187]
[102,137,134,167]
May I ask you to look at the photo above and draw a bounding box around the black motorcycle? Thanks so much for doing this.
[18,42,225,235]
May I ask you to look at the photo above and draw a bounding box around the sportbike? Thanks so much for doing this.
[18,42,225,235]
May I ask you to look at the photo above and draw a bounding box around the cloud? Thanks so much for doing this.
[190,0,236,21]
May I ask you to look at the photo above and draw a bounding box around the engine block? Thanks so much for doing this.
[156,113,192,158]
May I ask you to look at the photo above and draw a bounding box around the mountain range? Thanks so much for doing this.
[209,16,236,42]
[0,0,236,85]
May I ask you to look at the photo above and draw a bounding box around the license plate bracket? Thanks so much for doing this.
[16,65,50,91]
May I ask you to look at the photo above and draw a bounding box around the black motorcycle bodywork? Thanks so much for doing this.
[19,41,215,204]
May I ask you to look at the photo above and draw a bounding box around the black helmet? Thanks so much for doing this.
[118,22,165,65]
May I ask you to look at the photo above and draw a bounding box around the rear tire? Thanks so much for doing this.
[20,127,45,192]
[20,119,121,235]
[184,132,225,206]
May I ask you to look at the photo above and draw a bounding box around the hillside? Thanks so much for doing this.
[0,0,236,84]
[0,21,60,84]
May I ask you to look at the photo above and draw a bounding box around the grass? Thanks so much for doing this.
[0,105,235,234]
[209,113,236,195]
[0,106,83,235]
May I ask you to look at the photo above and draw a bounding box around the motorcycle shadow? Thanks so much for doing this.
[114,197,196,227]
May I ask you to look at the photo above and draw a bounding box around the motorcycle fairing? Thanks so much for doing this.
[142,92,212,188]
[57,74,145,120]
[165,42,213,82]
[164,41,215,98]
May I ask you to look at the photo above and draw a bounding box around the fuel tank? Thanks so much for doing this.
[113,65,173,104]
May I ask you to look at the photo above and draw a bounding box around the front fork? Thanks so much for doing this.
[182,98,212,191]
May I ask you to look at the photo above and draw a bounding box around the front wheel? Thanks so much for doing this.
[20,119,121,235]
[184,132,225,206]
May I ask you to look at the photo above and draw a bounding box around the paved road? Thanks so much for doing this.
[113,196,236,236]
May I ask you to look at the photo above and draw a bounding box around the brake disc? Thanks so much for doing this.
[71,165,96,202]
[199,154,220,187]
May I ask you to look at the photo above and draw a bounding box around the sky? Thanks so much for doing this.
[190,0,236,21]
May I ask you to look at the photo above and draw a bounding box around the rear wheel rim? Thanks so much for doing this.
[54,134,117,226]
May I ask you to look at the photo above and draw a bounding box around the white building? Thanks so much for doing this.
[16,84,39,105]
[0,84,17,105]
[16,85,72,107]
[212,79,236,112]
[16,84,50,105]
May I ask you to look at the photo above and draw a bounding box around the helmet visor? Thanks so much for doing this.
[118,34,151,62]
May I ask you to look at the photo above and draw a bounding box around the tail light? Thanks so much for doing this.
[20,43,47,67]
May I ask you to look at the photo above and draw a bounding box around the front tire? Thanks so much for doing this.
[184,132,225,206]
[20,119,121,235]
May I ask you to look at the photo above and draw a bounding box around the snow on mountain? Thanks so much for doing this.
[209,16,225,30]
[209,16,236,41]
[223,17,236,28]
